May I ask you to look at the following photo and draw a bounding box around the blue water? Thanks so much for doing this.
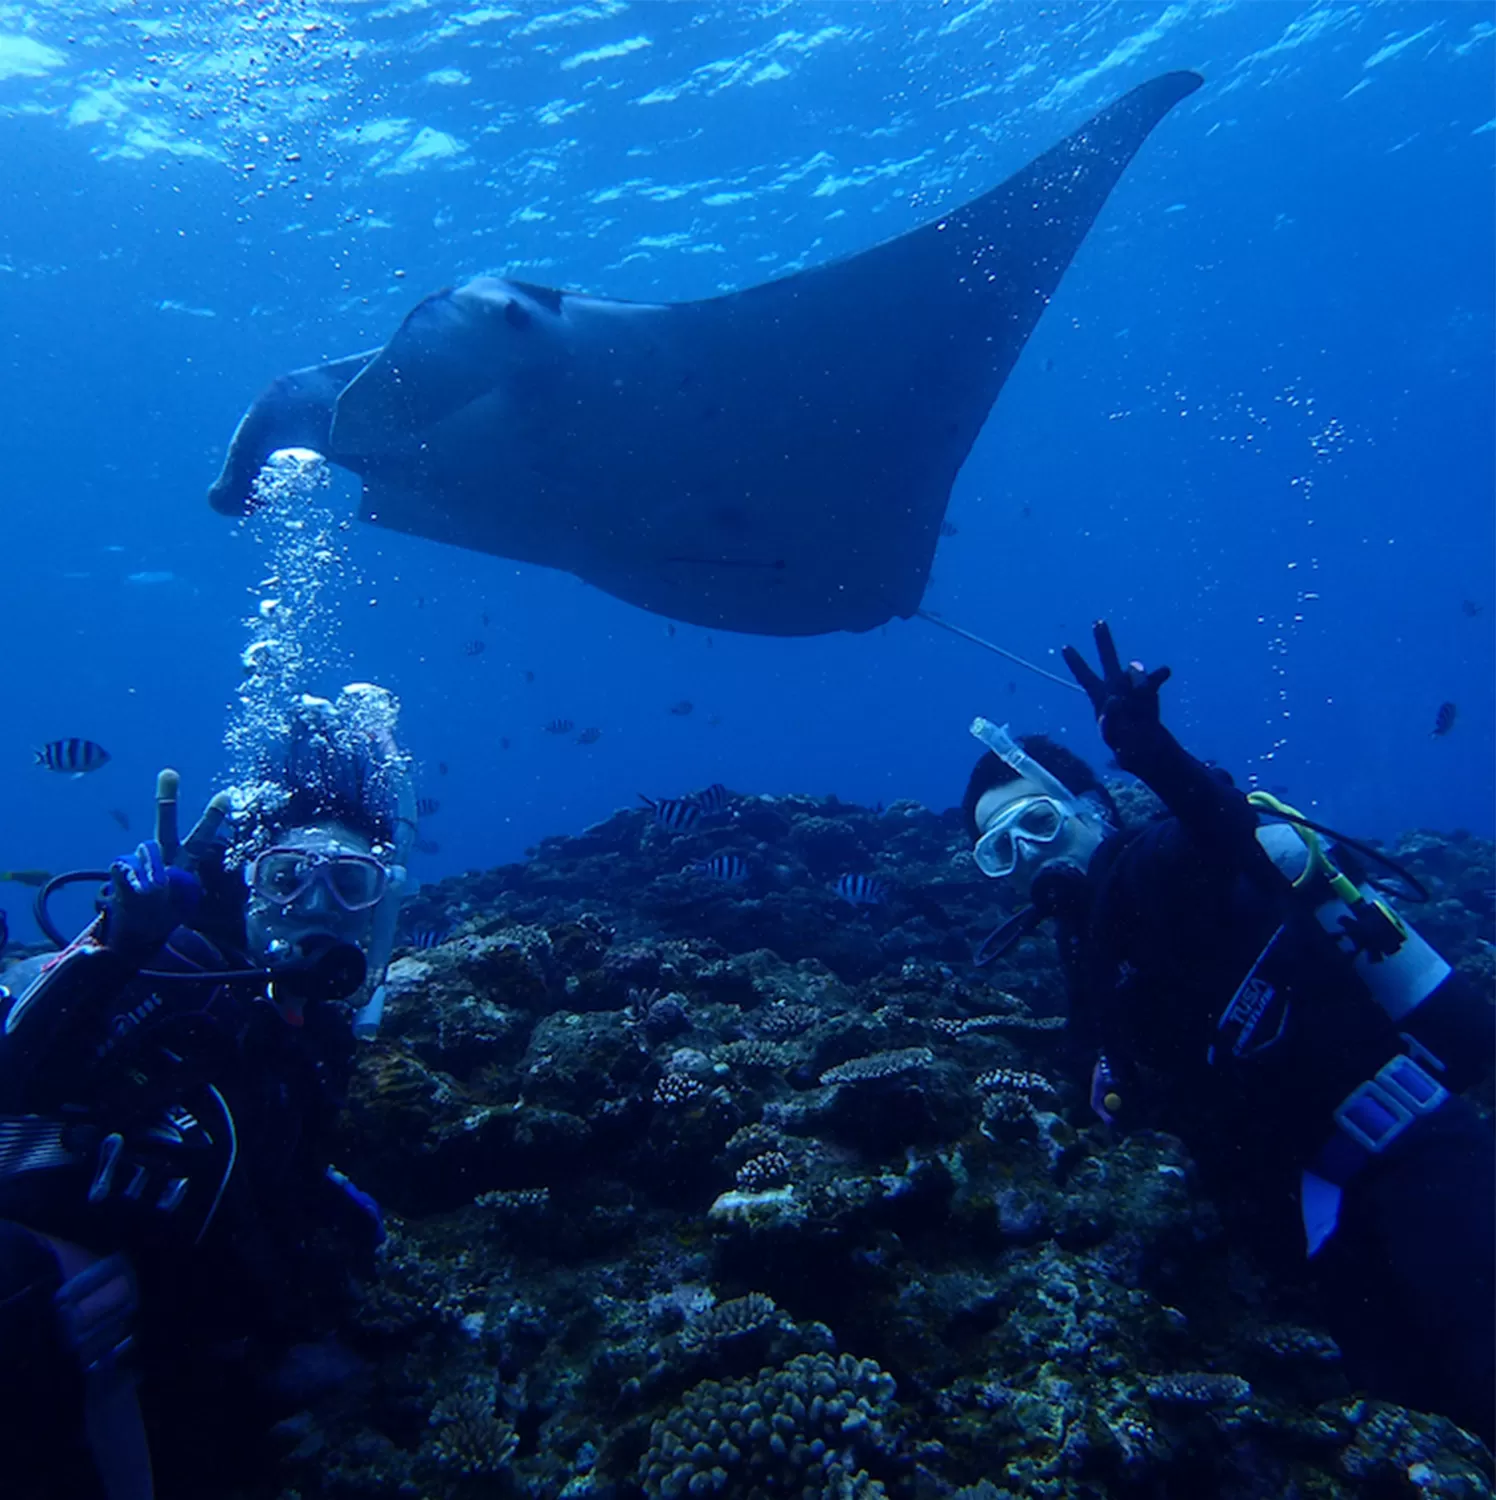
[2,2,1491,942]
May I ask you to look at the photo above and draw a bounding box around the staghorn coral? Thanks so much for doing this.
[979,1090,1041,1134]
[931,1013,1065,1036]
[629,988,693,1042]
[715,1039,798,1073]
[722,1122,786,1165]
[754,1002,821,1040]
[655,1072,708,1108]
[475,1186,551,1215]
[1332,1399,1493,1492]
[1143,1371,1253,1407]
[425,1382,519,1477]
[1246,1324,1342,1364]
[639,1352,902,1499]
[974,1067,1057,1099]
[735,1150,793,1193]
[352,1223,468,1337]
[677,1292,787,1354]
[819,1048,934,1087]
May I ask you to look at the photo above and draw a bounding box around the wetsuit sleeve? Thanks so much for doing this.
[1109,719,1281,893]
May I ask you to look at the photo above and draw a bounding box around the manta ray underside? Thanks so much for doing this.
[209,71,1201,636]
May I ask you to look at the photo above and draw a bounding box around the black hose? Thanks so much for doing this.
[973,904,1043,967]
[1258,811,1430,903]
[34,870,110,951]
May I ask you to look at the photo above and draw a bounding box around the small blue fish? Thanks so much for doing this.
[1432,701,1457,738]
[684,853,749,884]
[695,782,731,817]
[640,794,701,833]
[35,738,110,776]
[835,873,888,906]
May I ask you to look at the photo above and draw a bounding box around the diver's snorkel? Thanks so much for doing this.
[970,718,1083,805]
[971,861,1091,966]
[349,746,416,1042]
[974,904,1047,967]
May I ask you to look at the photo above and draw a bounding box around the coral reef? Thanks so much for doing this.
[639,1352,903,1499]
[263,790,1491,1500]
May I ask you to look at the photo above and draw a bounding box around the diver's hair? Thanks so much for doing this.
[263,713,403,850]
[961,733,1118,841]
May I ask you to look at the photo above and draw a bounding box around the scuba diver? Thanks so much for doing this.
[963,622,1494,1445]
[0,684,413,1500]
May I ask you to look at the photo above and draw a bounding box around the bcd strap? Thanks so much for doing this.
[1301,1040,1451,1258]
[1208,923,1292,1066]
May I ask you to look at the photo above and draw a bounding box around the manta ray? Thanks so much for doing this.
[210,71,1201,637]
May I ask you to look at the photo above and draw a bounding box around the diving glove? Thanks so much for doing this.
[1062,620,1172,769]
[104,842,202,960]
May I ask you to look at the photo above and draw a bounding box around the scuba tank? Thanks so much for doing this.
[1211,795,1447,1067]
[1249,793,1448,1025]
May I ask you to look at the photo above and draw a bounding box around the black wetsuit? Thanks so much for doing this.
[0,927,365,1499]
[1054,723,1495,1442]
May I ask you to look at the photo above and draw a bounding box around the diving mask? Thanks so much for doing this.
[973,795,1070,878]
[248,847,390,912]
[968,718,1106,881]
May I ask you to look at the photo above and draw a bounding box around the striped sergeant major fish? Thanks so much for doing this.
[683,853,749,883]
[35,738,111,776]
[835,872,889,907]
[408,924,451,950]
[694,782,731,818]
[639,794,701,833]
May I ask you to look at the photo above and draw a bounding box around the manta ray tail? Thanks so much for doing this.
[917,611,1085,692]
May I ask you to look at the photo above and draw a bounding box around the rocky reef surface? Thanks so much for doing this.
[283,788,1493,1500]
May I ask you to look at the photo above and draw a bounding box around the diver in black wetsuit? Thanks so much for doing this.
[0,687,412,1500]
[962,621,1495,1444]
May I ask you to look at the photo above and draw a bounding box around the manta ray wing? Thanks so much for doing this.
[209,71,1201,636]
